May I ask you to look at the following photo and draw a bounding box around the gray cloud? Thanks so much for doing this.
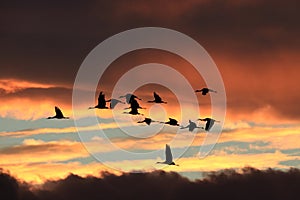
[1,167,300,200]
[1,0,299,120]
[1,0,299,84]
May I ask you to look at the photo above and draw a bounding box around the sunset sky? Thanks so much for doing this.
[0,0,299,184]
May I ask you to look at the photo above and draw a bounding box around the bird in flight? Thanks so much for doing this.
[123,99,144,115]
[119,93,141,104]
[147,92,167,104]
[156,144,179,166]
[106,99,125,109]
[89,91,109,109]
[195,88,217,95]
[161,118,180,126]
[180,120,203,132]
[47,106,69,119]
[198,118,220,131]
[137,117,158,125]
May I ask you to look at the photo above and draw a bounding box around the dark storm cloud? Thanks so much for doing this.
[1,0,299,120]
[1,167,300,200]
[0,169,36,200]
[1,0,299,84]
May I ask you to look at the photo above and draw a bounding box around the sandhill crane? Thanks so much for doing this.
[195,88,217,95]
[47,106,69,119]
[89,91,109,109]
[198,118,220,131]
[147,92,167,104]
[156,144,179,166]
[107,99,125,109]
[123,99,144,115]
[137,117,158,125]
[180,120,203,132]
[161,118,180,126]
[119,93,141,104]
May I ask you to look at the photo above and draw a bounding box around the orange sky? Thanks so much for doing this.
[0,0,299,184]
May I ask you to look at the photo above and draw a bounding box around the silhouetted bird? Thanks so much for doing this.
[107,99,125,109]
[198,118,220,131]
[89,91,109,109]
[125,107,142,115]
[180,120,203,132]
[147,92,167,104]
[137,117,158,125]
[47,106,69,119]
[119,93,141,104]
[161,118,180,126]
[124,98,143,110]
[123,99,143,115]
[195,88,217,95]
[156,144,179,166]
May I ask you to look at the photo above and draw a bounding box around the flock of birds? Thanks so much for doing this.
[47,87,220,166]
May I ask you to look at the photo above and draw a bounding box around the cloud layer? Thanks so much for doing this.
[1,167,300,200]
[0,0,299,120]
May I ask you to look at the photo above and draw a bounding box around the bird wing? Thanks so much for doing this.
[169,118,178,124]
[130,99,140,109]
[165,144,173,163]
[189,122,196,132]
[55,107,64,118]
[144,118,152,125]
[110,99,118,109]
[206,119,215,131]
[154,92,162,102]
[127,94,134,104]
[97,93,102,105]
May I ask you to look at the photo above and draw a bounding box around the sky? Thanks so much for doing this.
[0,0,300,184]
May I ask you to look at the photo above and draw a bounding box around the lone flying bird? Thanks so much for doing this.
[107,99,125,109]
[137,117,158,125]
[147,92,167,104]
[198,118,220,131]
[119,93,141,104]
[195,88,217,95]
[180,120,203,132]
[47,106,69,119]
[89,91,109,109]
[156,144,179,166]
[161,118,180,126]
